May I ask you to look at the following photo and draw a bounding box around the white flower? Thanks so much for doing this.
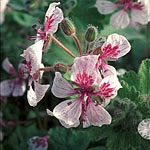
[138,119,150,140]
[96,0,150,29]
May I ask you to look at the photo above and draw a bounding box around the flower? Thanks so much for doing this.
[28,136,49,150]
[47,55,122,128]
[0,0,9,24]
[30,2,63,43]
[21,40,49,107]
[138,118,150,140]
[95,0,150,29]
[0,58,26,97]
[96,33,131,69]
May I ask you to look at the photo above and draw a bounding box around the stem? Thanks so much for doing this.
[72,34,82,55]
[39,66,55,72]
[51,35,76,58]
[86,42,90,54]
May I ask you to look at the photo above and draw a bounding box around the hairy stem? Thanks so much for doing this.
[72,34,82,55]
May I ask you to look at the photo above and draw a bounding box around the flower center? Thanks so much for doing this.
[75,72,94,88]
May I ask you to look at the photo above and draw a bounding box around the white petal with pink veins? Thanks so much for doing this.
[0,80,14,96]
[84,101,112,128]
[46,7,63,34]
[53,99,82,127]
[102,65,117,77]
[110,10,130,29]
[71,55,100,85]
[102,33,131,60]
[95,0,117,14]
[20,40,44,76]
[131,8,149,25]
[98,75,122,99]
[59,120,80,128]
[12,81,26,97]
[34,82,49,102]
[45,2,61,18]
[51,72,75,98]
[27,86,37,107]
[2,58,16,75]
[27,82,49,107]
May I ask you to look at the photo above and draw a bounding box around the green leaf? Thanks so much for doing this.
[48,127,91,150]
[9,0,26,11]
[11,11,38,27]
[119,71,139,90]
[138,59,150,94]
[118,80,140,102]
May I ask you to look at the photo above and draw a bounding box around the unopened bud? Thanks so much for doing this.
[61,18,76,36]
[85,26,97,42]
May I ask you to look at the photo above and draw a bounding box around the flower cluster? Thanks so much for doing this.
[95,0,150,29]
[20,2,64,106]
[0,2,132,129]
[47,33,131,128]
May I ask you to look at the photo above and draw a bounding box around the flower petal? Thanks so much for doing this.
[12,81,26,97]
[51,72,75,98]
[98,75,122,99]
[95,0,117,14]
[110,10,130,29]
[45,2,61,18]
[27,82,49,107]
[2,58,16,75]
[101,33,131,60]
[46,7,63,34]
[27,85,37,107]
[34,81,49,103]
[71,55,100,85]
[131,8,149,25]
[84,101,112,128]
[53,99,82,127]
[20,40,44,76]
[102,65,117,77]
[0,80,14,96]
[0,0,9,24]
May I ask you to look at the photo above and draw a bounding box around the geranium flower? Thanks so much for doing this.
[21,40,49,107]
[28,136,49,150]
[95,0,150,28]
[30,2,63,43]
[97,33,131,69]
[0,58,26,97]
[47,55,122,128]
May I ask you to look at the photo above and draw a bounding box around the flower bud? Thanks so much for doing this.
[61,18,76,36]
[85,26,97,42]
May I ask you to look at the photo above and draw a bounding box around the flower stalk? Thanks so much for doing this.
[51,35,76,58]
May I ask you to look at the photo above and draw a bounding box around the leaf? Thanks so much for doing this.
[117,80,140,102]
[138,59,150,94]
[48,127,91,150]
[9,0,26,11]
[119,71,139,90]
[11,11,38,27]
